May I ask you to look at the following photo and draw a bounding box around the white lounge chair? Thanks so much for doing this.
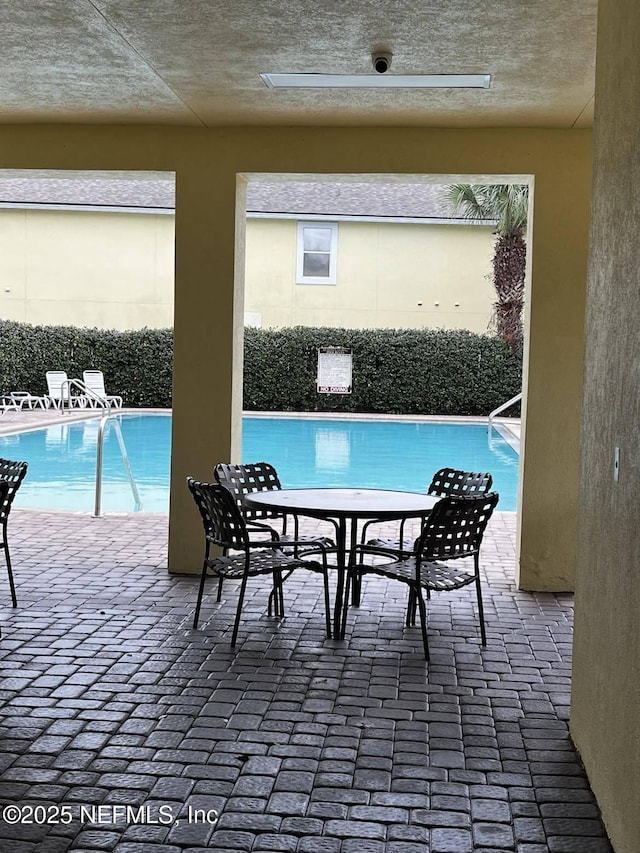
[0,395,18,417]
[82,370,123,410]
[45,371,87,409]
[8,391,49,410]
[1,391,49,414]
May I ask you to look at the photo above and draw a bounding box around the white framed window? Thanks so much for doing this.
[296,221,338,284]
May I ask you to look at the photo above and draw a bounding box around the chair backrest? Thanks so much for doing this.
[187,478,248,552]
[45,370,69,402]
[214,461,283,522]
[0,457,28,525]
[82,370,107,398]
[416,492,499,563]
[428,467,493,498]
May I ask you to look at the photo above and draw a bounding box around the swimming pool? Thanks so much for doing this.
[0,413,519,512]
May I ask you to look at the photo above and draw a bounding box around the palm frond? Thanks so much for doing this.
[446,184,491,223]
[447,183,528,235]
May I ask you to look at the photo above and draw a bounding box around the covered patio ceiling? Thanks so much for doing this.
[0,1,597,128]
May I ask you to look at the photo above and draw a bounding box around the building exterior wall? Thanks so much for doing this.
[0,207,493,333]
[571,1,640,850]
[245,217,495,332]
[0,208,174,330]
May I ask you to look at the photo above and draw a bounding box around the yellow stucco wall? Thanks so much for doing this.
[571,1,640,851]
[0,124,591,593]
[0,208,174,330]
[0,206,493,333]
[245,217,495,332]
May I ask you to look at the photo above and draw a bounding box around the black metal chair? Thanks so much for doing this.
[187,478,332,645]
[0,456,28,607]
[214,461,335,549]
[214,462,336,617]
[354,467,493,613]
[361,467,494,556]
[214,461,287,540]
[345,491,499,659]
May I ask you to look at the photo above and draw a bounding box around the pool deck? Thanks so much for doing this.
[0,411,613,852]
[0,407,152,436]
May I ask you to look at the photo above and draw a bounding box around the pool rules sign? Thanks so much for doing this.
[317,347,353,394]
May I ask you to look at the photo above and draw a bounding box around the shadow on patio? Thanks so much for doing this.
[0,509,612,852]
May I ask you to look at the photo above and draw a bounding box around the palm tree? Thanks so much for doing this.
[447,184,529,350]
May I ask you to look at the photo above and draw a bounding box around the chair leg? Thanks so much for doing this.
[351,530,361,607]
[474,567,487,646]
[397,518,407,551]
[322,568,332,639]
[406,580,430,627]
[414,586,430,660]
[274,570,285,618]
[351,574,361,607]
[268,569,295,616]
[193,559,210,629]
[340,570,353,639]
[216,577,224,602]
[292,515,300,557]
[267,577,281,617]
[267,571,285,618]
[231,573,251,646]
[406,589,417,626]
[2,541,18,608]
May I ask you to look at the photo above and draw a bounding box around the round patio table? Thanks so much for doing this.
[243,487,438,639]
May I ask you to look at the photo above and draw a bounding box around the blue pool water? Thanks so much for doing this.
[0,413,519,513]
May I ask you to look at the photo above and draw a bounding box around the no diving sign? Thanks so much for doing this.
[317,347,352,394]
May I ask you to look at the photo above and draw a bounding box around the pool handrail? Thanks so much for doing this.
[59,377,108,411]
[94,413,142,516]
[488,392,522,435]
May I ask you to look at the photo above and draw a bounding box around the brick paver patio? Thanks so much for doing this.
[0,502,613,853]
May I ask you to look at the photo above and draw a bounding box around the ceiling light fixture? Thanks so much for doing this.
[260,73,491,89]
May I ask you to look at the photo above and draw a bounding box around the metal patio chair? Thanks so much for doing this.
[187,478,332,645]
[345,491,499,659]
[213,462,336,615]
[361,467,494,556]
[214,461,336,548]
[353,467,493,612]
[0,456,29,607]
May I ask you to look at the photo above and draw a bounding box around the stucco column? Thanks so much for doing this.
[515,164,591,592]
[167,165,243,573]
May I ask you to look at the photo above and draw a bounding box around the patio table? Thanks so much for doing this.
[243,487,438,639]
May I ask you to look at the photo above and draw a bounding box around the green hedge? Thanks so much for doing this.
[244,326,521,416]
[0,320,173,407]
[0,320,522,415]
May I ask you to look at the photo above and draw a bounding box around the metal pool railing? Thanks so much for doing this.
[94,414,142,516]
[488,392,522,435]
